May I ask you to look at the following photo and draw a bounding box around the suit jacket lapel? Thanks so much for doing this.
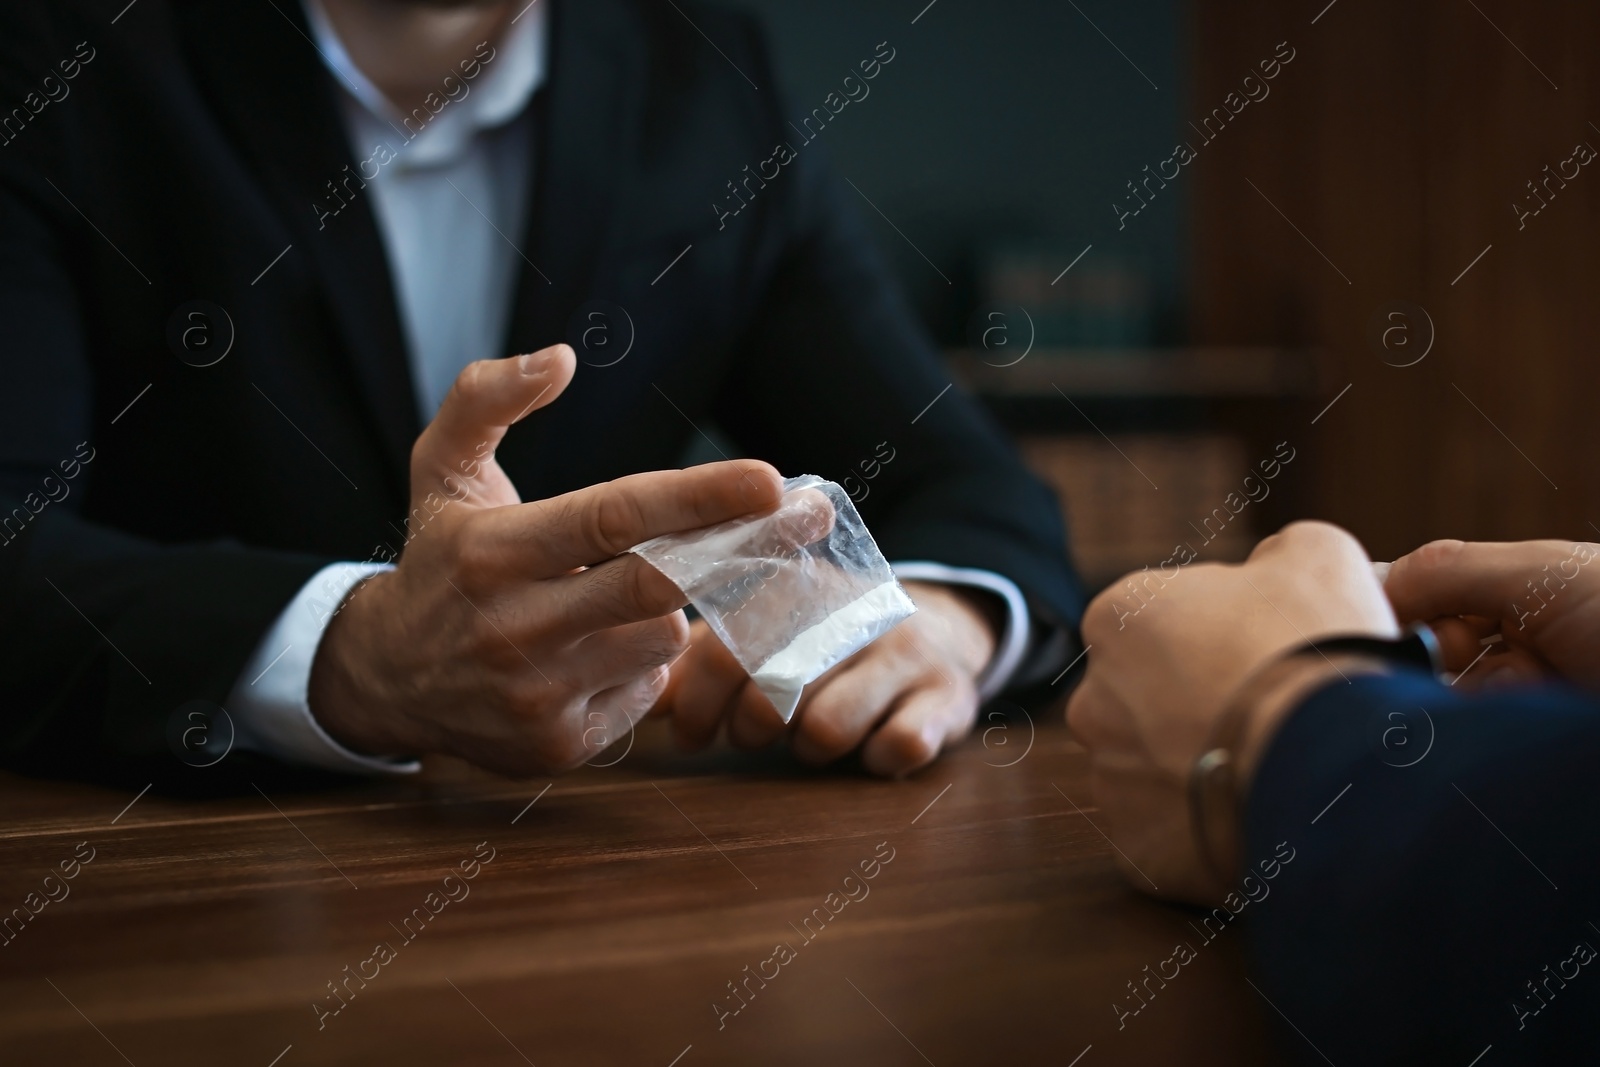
[173,0,419,503]
[173,0,639,503]
[492,0,638,497]
[503,0,636,354]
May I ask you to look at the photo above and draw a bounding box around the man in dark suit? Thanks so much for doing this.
[1068,523,1600,1062]
[0,0,1081,783]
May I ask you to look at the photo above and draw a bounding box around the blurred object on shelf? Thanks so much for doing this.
[974,244,1154,349]
[948,345,1316,590]
[1019,434,1255,586]
[948,346,1319,398]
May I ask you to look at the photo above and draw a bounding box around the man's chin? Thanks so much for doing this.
[372,0,507,9]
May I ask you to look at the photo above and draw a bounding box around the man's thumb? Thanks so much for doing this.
[410,344,576,490]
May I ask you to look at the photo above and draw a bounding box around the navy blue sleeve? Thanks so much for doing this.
[1241,671,1600,1064]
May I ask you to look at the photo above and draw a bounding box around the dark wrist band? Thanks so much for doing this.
[1188,624,1440,894]
[1291,625,1441,671]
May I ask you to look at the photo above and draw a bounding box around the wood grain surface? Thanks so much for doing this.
[0,712,1274,1066]
[1191,0,1600,559]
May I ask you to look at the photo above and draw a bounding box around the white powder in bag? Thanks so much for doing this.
[749,581,916,722]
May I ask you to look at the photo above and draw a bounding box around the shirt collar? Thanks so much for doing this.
[301,0,547,169]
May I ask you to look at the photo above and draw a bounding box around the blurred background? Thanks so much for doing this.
[729,0,1600,590]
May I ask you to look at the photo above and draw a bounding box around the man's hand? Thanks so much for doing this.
[656,581,999,776]
[1384,539,1600,689]
[1065,521,1398,903]
[307,345,784,775]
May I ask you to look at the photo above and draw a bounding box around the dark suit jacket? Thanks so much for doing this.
[0,0,1082,782]
[1244,671,1600,1063]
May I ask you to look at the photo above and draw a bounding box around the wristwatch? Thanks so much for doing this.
[1188,624,1440,895]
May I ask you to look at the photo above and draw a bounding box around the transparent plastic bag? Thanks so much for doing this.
[629,474,916,721]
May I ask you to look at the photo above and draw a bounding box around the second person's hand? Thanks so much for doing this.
[1384,538,1600,688]
[1067,521,1399,903]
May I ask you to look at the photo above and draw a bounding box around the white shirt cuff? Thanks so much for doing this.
[891,561,1032,700]
[227,561,421,775]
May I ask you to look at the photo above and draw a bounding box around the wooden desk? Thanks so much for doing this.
[0,713,1273,1065]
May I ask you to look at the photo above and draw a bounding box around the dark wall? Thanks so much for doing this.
[725,0,1187,342]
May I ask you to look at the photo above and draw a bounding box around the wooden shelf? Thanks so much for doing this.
[947,346,1318,400]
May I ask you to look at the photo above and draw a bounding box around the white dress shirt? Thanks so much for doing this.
[225,1,1033,773]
